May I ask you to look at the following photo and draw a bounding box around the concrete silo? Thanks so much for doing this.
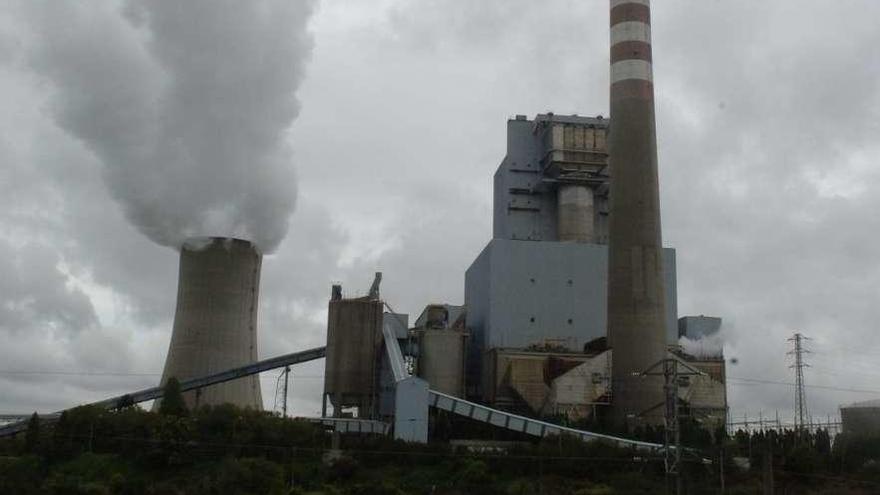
[322,287,384,418]
[156,237,263,410]
[415,305,467,398]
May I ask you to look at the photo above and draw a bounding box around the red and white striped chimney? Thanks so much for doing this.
[607,0,668,427]
[610,0,654,102]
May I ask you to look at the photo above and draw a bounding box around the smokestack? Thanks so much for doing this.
[157,237,263,410]
[606,0,667,426]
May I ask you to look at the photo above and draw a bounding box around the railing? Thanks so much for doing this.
[303,417,390,435]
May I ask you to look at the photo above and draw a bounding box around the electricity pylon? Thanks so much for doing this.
[787,333,810,431]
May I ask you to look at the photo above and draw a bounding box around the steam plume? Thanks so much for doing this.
[679,333,725,359]
[27,0,316,252]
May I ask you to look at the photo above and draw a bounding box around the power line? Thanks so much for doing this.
[810,355,880,375]
[810,366,880,380]
[0,371,326,379]
[810,342,880,357]
[727,377,880,395]
[0,370,159,377]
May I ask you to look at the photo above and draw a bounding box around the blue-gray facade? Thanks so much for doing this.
[493,114,611,243]
[465,240,677,391]
[465,114,679,399]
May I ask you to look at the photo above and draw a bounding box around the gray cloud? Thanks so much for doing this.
[0,241,97,335]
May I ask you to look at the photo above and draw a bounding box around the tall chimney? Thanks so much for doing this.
[157,237,263,410]
[607,0,667,426]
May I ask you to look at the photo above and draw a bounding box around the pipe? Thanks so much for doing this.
[557,184,595,243]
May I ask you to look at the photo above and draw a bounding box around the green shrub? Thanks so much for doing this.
[343,482,408,495]
[0,455,42,495]
[452,457,493,487]
[328,456,359,481]
[214,457,286,495]
[573,485,614,495]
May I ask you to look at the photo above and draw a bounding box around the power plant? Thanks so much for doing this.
[1,0,730,447]
[313,0,726,436]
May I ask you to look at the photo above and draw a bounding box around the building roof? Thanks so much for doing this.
[532,113,608,126]
[843,398,880,409]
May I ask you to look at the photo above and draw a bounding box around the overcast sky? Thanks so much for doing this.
[2,0,880,426]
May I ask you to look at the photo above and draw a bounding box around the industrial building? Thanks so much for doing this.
[679,316,723,340]
[482,347,610,422]
[314,113,729,430]
[322,284,385,418]
[412,304,467,399]
[316,0,727,435]
[841,399,880,435]
[464,113,678,412]
[1,1,731,448]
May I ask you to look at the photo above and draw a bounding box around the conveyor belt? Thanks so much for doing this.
[3,333,668,453]
[428,390,664,452]
[376,319,665,451]
[0,346,326,437]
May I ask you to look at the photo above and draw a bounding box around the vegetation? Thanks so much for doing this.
[157,377,188,418]
[1,404,879,494]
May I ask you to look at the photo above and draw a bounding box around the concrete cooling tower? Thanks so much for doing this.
[156,237,263,410]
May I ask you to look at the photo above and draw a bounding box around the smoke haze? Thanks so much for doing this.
[25,0,315,252]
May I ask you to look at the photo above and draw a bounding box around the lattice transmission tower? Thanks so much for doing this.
[787,333,810,430]
[641,358,704,495]
[272,366,291,417]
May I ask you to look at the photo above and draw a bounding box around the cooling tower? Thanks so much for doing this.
[606,0,667,426]
[156,237,263,410]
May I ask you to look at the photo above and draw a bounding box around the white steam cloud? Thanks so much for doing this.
[26,0,316,252]
[678,333,725,359]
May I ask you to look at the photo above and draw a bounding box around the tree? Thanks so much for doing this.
[50,410,72,460]
[158,377,188,417]
[24,412,40,453]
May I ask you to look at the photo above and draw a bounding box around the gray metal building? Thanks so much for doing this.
[465,114,678,400]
